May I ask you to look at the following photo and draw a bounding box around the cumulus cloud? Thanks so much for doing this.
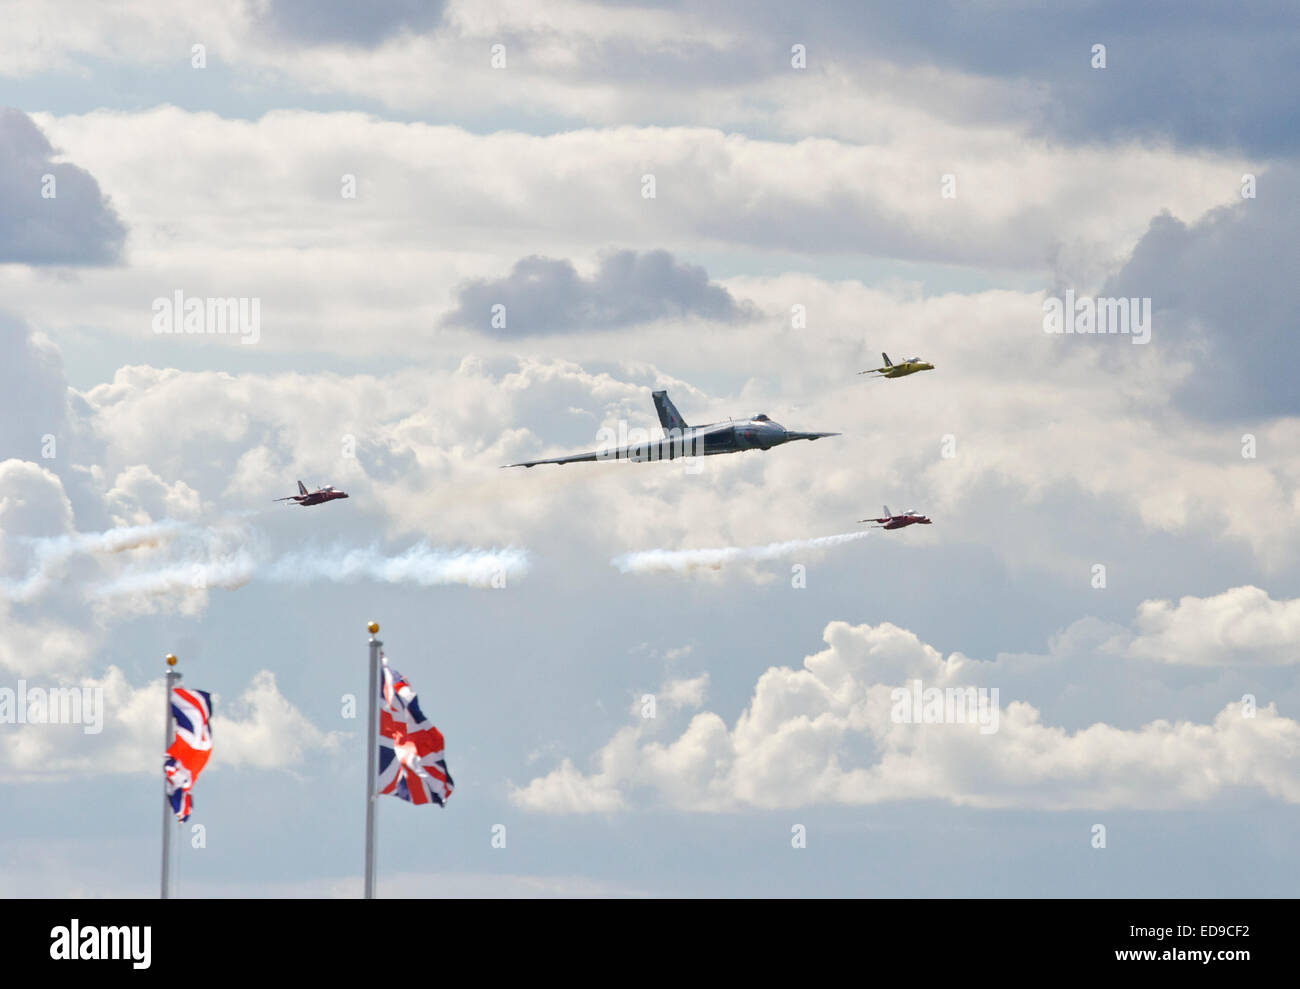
[0,108,125,265]
[1119,585,1300,666]
[0,666,341,780]
[511,617,1300,813]
[0,317,74,464]
[443,250,753,336]
[1100,165,1300,421]
[105,465,203,525]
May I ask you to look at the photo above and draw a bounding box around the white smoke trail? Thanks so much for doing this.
[4,519,531,607]
[265,543,530,589]
[98,549,261,598]
[28,520,188,559]
[612,530,869,575]
[3,521,191,602]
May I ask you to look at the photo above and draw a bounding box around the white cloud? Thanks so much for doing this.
[660,674,708,709]
[0,105,1245,358]
[1120,585,1300,666]
[510,617,1300,812]
[0,666,341,780]
[510,755,626,814]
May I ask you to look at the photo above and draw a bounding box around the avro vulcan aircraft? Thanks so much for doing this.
[505,391,839,467]
[860,353,934,379]
[274,481,349,506]
[860,507,932,529]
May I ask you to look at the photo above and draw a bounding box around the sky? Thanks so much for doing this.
[1,0,1298,898]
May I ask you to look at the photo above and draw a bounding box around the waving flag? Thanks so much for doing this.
[164,686,212,822]
[377,657,453,806]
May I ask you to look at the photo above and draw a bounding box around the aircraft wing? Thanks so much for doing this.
[504,449,603,468]
[506,422,729,466]
[784,431,840,441]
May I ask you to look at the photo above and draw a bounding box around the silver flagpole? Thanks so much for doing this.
[160,653,180,900]
[364,622,381,899]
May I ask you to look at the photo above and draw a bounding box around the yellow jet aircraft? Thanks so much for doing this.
[859,352,934,379]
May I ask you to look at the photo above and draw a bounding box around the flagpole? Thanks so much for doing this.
[160,653,180,900]
[364,622,381,899]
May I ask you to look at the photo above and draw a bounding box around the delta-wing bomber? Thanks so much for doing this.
[504,390,839,467]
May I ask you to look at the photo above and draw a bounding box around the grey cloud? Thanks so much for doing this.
[816,2,1298,155]
[0,108,126,266]
[255,0,447,48]
[641,1,1300,156]
[0,314,71,460]
[444,250,755,337]
[1099,165,1299,421]
[0,315,110,532]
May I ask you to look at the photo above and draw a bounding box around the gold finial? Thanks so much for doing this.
[165,653,178,666]
[367,621,379,634]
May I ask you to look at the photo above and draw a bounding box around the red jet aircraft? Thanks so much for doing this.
[860,506,931,530]
[275,480,349,506]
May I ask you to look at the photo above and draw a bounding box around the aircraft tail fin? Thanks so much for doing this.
[883,505,891,518]
[881,352,893,367]
[298,480,308,495]
[651,390,689,433]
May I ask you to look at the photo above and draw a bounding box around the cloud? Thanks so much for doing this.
[511,616,1300,812]
[660,674,708,709]
[0,317,74,463]
[511,756,627,814]
[13,107,1243,356]
[699,1,1300,156]
[443,249,754,336]
[0,666,341,780]
[214,670,344,770]
[0,109,125,265]
[13,2,1295,158]
[255,0,448,48]
[1100,165,1300,420]
[1120,585,1300,666]
[0,610,93,678]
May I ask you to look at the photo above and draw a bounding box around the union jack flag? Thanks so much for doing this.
[164,686,212,822]
[378,657,453,806]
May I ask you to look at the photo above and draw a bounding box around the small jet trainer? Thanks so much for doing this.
[274,480,349,506]
[860,506,932,530]
[860,352,934,379]
[504,391,839,467]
